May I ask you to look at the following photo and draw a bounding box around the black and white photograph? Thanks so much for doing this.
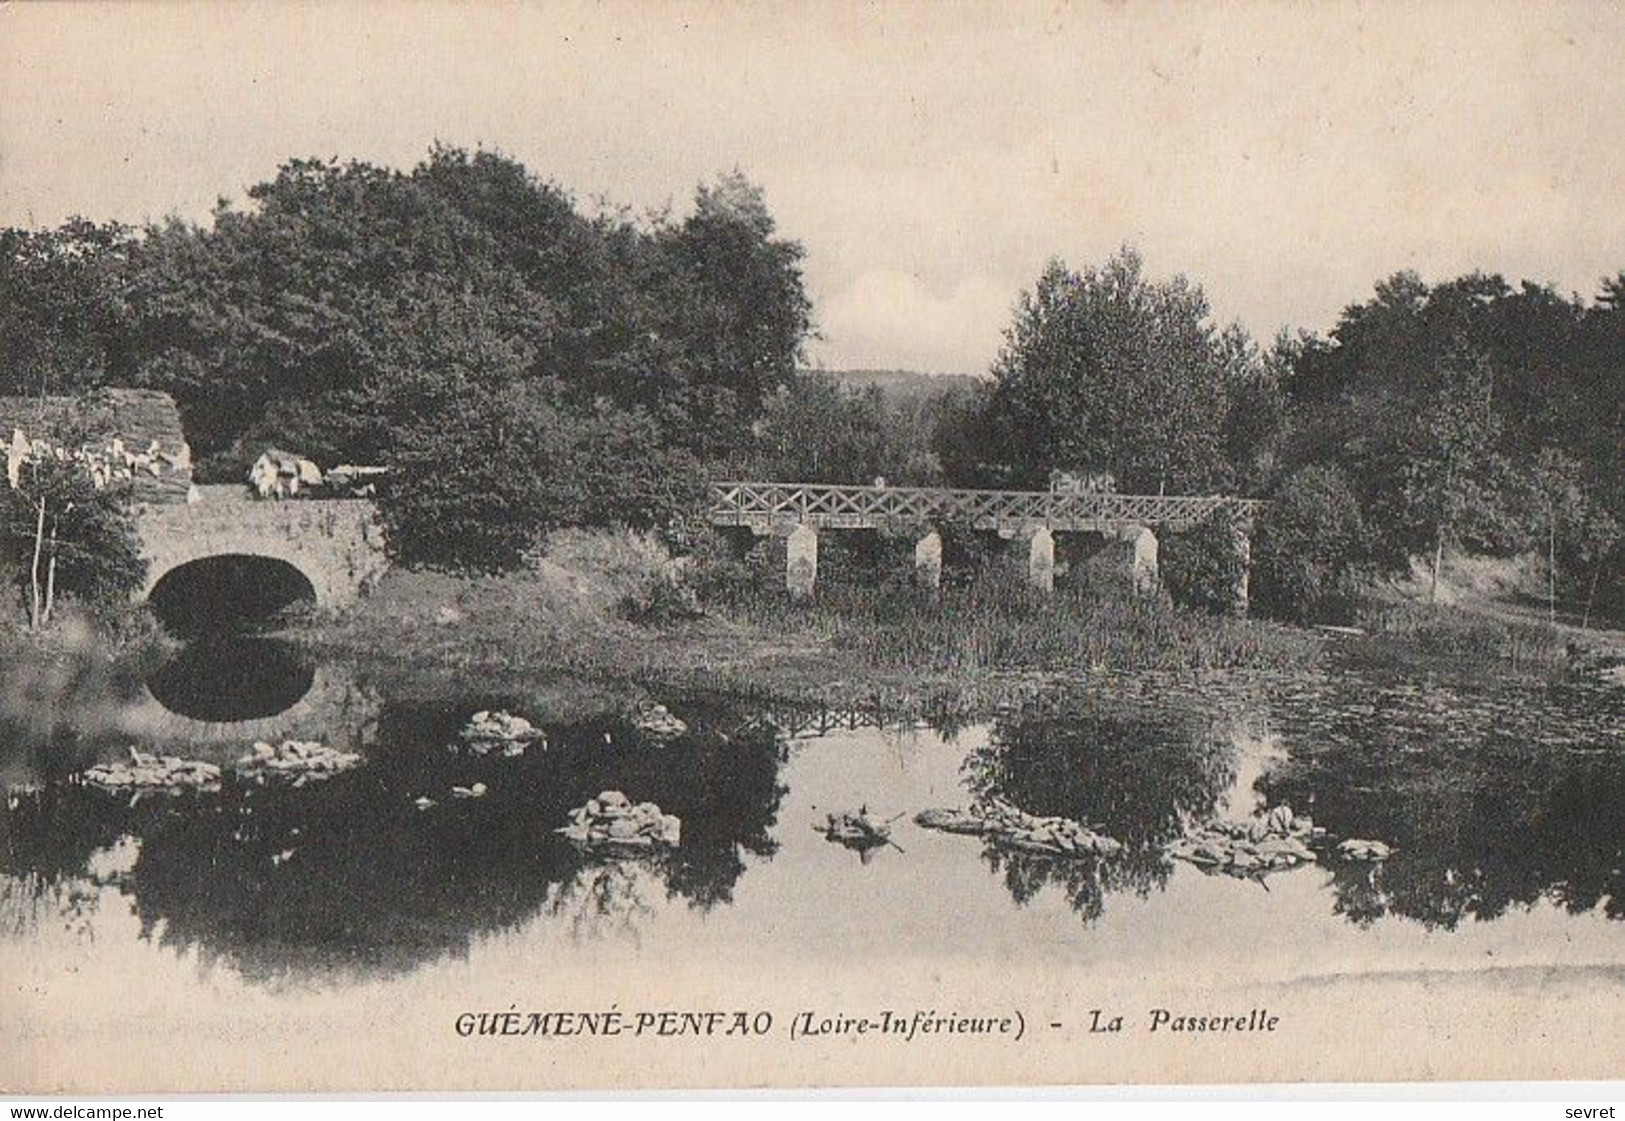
[0,0,1621,1097]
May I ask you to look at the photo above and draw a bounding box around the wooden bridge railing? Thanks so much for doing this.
[707,481,1263,534]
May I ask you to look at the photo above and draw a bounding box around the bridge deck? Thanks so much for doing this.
[707,481,1261,534]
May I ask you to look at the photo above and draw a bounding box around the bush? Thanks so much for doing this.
[682,528,773,608]
[377,384,709,573]
[1161,509,1248,615]
[377,382,571,571]
[1253,465,1369,623]
[536,527,699,624]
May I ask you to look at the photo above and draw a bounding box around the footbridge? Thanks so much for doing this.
[707,481,1262,605]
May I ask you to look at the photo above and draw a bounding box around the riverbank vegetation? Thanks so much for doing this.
[305,521,1610,724]
[302,542,1322,721]
[1350,600,1574,677]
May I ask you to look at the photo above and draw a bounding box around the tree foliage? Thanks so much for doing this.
[2,414,148,625]
[1161,509,1249,616]
[4,166,1621,607]
[951,248,1261,492]
[748,371,948,485]
[1,147,810,574]
[377,382,707,572]
[1252,466,1369,623]
[1278,270,1624,610]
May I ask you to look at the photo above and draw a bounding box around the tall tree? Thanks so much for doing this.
[962,248,1257,492]
[1279,269,1623,605]
[1392,341,1507,598]
[0,220,138,397]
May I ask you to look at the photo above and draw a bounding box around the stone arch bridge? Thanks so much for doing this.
[138,484,388,609]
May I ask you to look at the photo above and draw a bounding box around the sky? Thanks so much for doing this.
[2,1,1622,375]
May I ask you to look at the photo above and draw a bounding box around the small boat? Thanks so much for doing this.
[814,805,903,860]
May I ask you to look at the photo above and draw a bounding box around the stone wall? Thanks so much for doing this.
[1,388,193,505]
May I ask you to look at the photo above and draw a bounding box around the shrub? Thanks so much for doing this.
[1253,465,1369,623]
[377,384,709,573]
[1161,509,1248,615]
[377,382,571,571]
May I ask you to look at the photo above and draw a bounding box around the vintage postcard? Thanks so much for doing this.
[1,0,1621,1096]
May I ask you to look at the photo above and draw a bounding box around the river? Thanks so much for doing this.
[1,631,1621,1087]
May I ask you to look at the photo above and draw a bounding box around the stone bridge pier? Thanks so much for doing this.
[767,518,1261,611]
[773,520,1174,602]
[138,485,389,609]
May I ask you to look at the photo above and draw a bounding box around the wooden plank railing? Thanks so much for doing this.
[707,481,1263,533]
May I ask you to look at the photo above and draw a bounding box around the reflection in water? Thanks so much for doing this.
[146,638,315,723]
[2,641,1623,997]
[1259,673,1625,929]
[942,667,1625,930]
[0,614,152,789]
[0,871,101,941]
[1,699,786,984]
[544,858,671,944]
[963,691,1237,920]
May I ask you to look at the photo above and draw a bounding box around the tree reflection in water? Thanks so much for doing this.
[543,859,667,944]
[0,699,787,985]
[963,689,1238,921]
[1259,674,1625,929]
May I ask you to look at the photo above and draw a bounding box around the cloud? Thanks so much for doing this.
[811,270,1014,375]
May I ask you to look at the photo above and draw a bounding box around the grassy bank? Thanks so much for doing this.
[297,530,1625,721]
[739,579,1320,675]
[299,538,1324,720]
[1348,597,1625,684]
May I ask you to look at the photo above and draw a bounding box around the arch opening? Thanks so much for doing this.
[149,554,317,638]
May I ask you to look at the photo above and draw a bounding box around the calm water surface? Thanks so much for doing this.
[2,636,1622,1004]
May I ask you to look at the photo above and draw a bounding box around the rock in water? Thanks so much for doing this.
[236,740,362,784]
[631,703,688,741]
[1169,804,1320,879]
[659,815,682,847]
[913,808,987,834]
[915,801,1121,860]
[1336,838,1393,861]
[459,710,543,756]
[81,751,222,795]
[557,792,681,853]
